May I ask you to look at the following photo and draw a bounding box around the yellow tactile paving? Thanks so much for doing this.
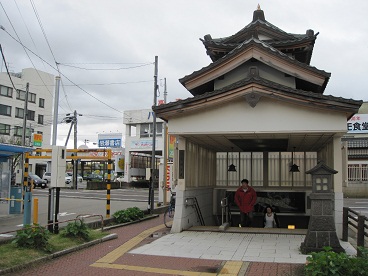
[91,262,217,275]
[92,223,242,275]
[95,223,164,263]
[218,261,243,275]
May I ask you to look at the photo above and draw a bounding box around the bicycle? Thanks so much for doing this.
[164,188,176,228]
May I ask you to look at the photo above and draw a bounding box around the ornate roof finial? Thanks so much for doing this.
[253,4,265,21]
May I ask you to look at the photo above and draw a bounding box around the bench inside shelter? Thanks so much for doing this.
[221,190,309,229]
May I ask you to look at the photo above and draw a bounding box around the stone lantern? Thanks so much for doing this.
[301,161,344,254]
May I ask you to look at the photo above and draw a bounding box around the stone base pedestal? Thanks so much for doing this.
[301,232,344,254]
[301,193,344,254]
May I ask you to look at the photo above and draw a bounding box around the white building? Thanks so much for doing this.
[342,102,368,196]
[123,109,164,183]
[0,68,54,178]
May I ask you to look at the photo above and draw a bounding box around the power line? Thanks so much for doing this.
[30,80,153,87]
[0,44,18,92]
[0,2,55,100]
[29,0,73,111]
[83,114,122,118]
[58,62,153,70]
[29,0,58,68]
[1,28,126,114]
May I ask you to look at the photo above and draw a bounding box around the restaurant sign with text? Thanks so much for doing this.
[347,114,368,134]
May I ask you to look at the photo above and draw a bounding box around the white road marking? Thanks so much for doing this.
[0,234,13,238]
[58,212,76,217]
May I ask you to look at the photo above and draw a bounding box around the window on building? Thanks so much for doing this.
[14,126,22,137]
[348,164,368,182]
[0,85,12,97]
[0,123,10,135]
[38,114,44,125]
[0,104,11,116]
[29,92,36,103]
[39,98,45,108]
[140,123,163,138]
[156,122,163,136]
[16,90,36,102]
[15,107,24,118]
[127,125,137,137]
[362,164,368,182]
[16,90,26,101]
[27,110,35,121]
[14,126,32,137]
[140,123,150,138]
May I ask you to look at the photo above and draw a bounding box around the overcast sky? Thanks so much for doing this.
[1,0,367,148]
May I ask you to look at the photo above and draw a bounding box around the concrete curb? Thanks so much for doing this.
[0,233,118,275]
[103,214,159,231]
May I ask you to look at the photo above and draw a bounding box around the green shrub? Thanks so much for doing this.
[305,246,368,276]
[12,224,51,252]
[113,207,144,224]
[60,220,90,241]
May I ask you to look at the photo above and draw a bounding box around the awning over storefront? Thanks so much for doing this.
[0,143,33,162]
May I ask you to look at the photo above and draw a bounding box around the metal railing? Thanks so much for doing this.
[220,197,229,225]
[342,207,368,254]
[0,214,105,238]
[185,197,205,226]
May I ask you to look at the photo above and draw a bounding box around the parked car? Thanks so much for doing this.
[66,172,83,182]
[29,173,47,189]
[84,173,103,181]
[42,172,51,183]
[116,176,124,182]
[65,173,72,185]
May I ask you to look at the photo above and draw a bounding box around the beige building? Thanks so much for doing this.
[154,7,362,236]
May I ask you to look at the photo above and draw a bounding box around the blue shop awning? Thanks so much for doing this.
[0,143,33,162]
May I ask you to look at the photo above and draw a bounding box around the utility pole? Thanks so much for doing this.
[163,78,168,205]
[73,110,78,189]
[49,76,61,233]
[149,56,158,213]
[21,82,31,226]
[52,77,60,145]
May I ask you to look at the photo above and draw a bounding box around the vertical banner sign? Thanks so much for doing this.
[166,163,173,203]
[168,135,176,161]
[166,163,173,190]
[33,133,43,147]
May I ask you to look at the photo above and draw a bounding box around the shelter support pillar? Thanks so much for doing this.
[333,136,344,237]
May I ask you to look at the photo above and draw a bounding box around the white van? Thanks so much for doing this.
[42,172,51,183]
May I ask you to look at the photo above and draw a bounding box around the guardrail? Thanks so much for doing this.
[342,207,368,254]
[0,214,104,240]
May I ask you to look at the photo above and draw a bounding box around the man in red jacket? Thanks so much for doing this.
[235,179,257,227]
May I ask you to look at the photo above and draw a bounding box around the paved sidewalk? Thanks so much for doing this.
[7,214,355,276]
